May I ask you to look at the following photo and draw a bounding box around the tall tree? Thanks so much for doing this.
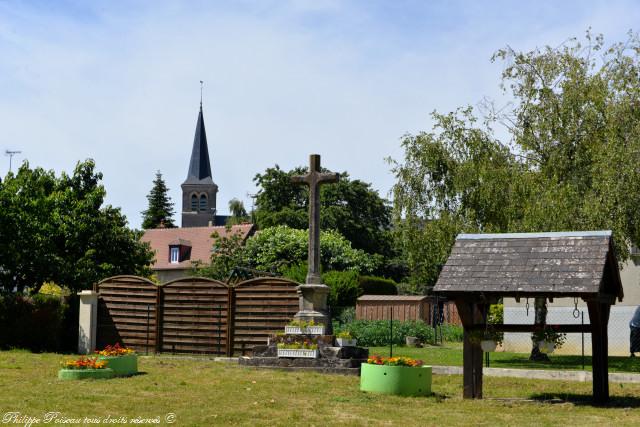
[141,171,175,229]
[226,198,249,225]
[0,160,154,293]
[253,165,393,257]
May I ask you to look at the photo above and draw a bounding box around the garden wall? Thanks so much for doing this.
[356,295,461,326]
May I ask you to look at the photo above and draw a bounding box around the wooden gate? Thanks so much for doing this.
[159,277,229,355]
[95,275,299,356]
[231,278,299,355]
[95,276,158,354]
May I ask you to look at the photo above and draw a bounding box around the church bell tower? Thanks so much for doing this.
[181,100,218,227]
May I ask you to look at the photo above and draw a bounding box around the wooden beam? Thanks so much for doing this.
[587,301,610,404]
[455,299,485,399]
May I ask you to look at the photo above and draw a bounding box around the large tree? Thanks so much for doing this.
[0,160,154,293]
[141,171,175,229]
[390,31,640,292]
[253,165,393,257]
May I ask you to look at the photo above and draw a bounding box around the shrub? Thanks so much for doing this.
[358,276,398,295]
[322,270,360,308]
[279,262,308,283]
[439,323,464,342]
[335,320,435,347]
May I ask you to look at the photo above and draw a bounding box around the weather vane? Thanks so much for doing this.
[200,80,204,107]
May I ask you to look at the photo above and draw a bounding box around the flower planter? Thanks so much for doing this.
[405,336,422,347]
[481,340,497,352]
[277,348,318,358]
[97,354,138,376]
[538,341,555,354]
[336,338,357,347]
[58,368,114,380]
[360,363,432,396]
[284,326,325,335]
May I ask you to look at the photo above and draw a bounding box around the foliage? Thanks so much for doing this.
[322,270,360,308]
[141,171,175,229]
[226,198,250,226]
[192,227,247,281]
[276,341,318,350]
[532,325,567,349]
[61,356,108,370]
[336,330,353,339]
[286,319,318,328]
[366,355,424,367]
[253,165,393,256]
[389,31,640,292]
[336,320,435,347]
[0,160,154,293]
[241,226,380,274]
[279,262,308,283]
[0,293,73,352]
[359,276,398,296]
[439,323,464,342]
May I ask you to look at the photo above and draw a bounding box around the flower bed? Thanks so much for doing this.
[58,356,114,380]
[360,356,431,396]
[95,344,138,376]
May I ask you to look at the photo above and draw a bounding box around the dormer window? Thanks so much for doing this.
[170,247,180,263]
[168,239,192,264]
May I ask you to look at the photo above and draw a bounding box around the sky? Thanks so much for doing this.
[1,0,639,229]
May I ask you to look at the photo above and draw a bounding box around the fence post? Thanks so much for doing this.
[154,285,162,354]
[226,284,235,357]
[146,304,150,355]
[389,306,393,358]
[77,290,98,354]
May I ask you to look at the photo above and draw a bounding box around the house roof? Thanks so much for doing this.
[141,224,254,270]
[433,230,623,299]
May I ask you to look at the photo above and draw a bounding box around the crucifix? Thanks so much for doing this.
[290,154,339,326]
[291,154,339,285]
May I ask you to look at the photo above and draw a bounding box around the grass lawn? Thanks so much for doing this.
[369,343,640,373]
[3,350,640,426]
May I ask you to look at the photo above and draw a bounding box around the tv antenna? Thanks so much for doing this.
[5,150,21,172]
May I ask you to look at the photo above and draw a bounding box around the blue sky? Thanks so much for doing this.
[1,0,639,228]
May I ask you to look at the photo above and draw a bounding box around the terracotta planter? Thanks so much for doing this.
[360,363,432,396]
[97,354,138,376]
[58,368,114,380]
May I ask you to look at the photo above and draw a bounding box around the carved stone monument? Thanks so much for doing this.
[291,154,339,327]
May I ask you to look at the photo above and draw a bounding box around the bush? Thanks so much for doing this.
[335,320,435,347]
[279,262,308,283]
[358,276,398,295]
[439,323,464,342]
[322,270,360,308]
[0,293,78,352]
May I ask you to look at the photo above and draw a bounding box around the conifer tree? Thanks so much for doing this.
[141,171,175,229]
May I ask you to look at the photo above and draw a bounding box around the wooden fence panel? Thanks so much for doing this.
[96,276,159,354]
[159,277,229,355]
[231,278,299,355]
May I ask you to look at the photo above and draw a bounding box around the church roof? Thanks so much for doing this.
[184,105,213,185]
[142,224,255,270]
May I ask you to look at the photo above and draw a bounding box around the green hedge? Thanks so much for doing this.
[0,293,78,352]
[358,276,398,296]
[334,320,464,346]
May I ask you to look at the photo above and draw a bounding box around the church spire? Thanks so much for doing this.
[185,92,212,182]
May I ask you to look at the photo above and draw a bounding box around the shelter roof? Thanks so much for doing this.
[433,231,623,300]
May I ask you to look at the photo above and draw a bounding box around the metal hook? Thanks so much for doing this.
[572,297,580,319]
[525,298,530,316]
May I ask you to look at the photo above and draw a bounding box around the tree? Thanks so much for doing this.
[141,171,175,229]
[226,198,249,226]
[253,165,393,256]
[389,31,640,358]
[191,226,246,281]
[0,160,154,293]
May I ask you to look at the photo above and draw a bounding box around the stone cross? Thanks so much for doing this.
[291,154,339,284]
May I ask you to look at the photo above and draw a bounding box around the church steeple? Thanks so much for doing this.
[181,89,218,228]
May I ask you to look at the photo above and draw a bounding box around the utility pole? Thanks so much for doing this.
[5,150,21,172]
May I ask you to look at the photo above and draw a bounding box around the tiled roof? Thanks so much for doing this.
[433,231,623,298]
[141,224,254,270]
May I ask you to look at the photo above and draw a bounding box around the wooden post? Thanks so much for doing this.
[226,285,235,357]
[587,301,611,404]
[154,285,163,354]
[455,299,484,399]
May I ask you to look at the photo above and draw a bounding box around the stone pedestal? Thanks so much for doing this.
[78,290,98,354]
[294,284,331,331]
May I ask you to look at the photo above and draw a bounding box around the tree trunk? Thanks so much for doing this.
[529,297,550,361]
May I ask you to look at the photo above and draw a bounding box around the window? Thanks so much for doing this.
[199,194,207,211]
[170,247,180,263]
[190,194,198,211]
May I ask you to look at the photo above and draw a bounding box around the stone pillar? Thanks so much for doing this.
[294,284,331,330]
[78,290,98,354]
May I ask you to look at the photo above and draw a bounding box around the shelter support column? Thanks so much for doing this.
[587,301,611,404]
[455,299,485,399]
[78,290,98,354]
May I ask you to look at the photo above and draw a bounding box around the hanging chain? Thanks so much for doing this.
[573,297,580,319]
[525,298,530,316]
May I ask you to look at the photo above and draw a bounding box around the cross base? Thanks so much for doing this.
[295,284,331,332]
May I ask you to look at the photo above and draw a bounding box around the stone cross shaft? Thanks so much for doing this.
[291,154,339,284]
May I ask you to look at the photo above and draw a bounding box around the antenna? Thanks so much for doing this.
[5,150,21,172]
[200,80,204,108]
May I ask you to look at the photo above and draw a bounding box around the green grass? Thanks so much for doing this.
[368,343,640,373]
[3,350,640,426]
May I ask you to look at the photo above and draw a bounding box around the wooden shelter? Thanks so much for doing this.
[433,231,623,403]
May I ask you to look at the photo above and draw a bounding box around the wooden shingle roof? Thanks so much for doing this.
[433,231,623,300]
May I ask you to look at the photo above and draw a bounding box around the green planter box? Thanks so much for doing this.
[97,354,138,376]
[360,363,432,396]
[58,368,114,380]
